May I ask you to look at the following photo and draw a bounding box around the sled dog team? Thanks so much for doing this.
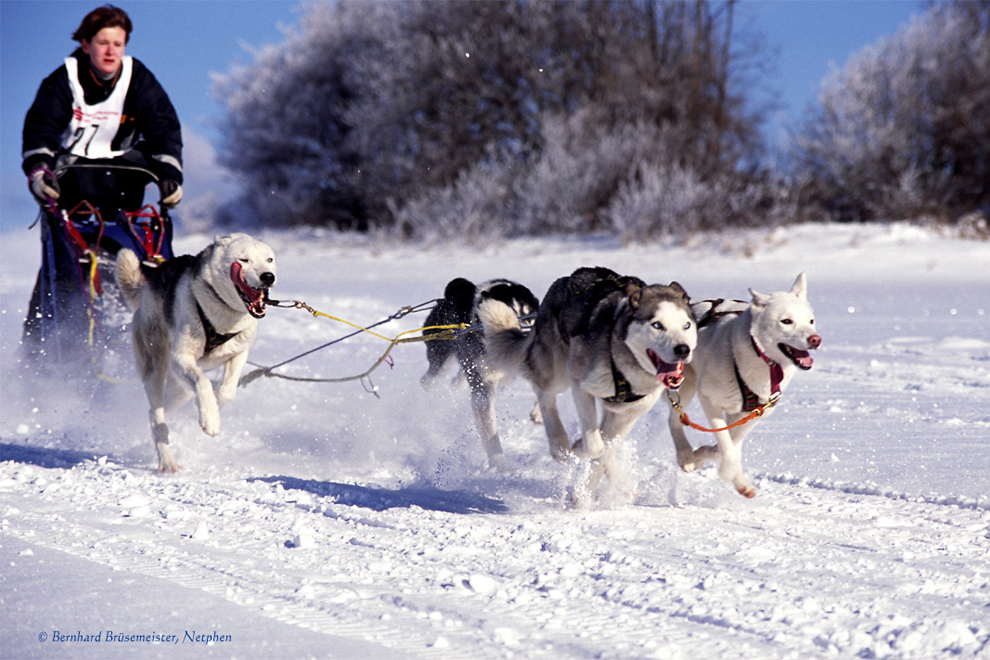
[115,233,821,502]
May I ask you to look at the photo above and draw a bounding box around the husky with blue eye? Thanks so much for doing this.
[478,266,697,501]
[115,233,276,473]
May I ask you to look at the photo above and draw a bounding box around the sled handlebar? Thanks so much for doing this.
[52,162,160,183]
[35,163,171,224]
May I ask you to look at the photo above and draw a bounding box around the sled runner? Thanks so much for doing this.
[23,163,176,381]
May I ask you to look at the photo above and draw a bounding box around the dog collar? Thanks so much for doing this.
[196,303,237,354]
[731,336,784,411]
[751,336,784,396]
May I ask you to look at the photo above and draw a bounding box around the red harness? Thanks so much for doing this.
[735,336,784,412]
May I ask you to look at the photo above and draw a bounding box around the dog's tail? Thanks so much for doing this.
[477,299,533,377]
[115,249,146,311]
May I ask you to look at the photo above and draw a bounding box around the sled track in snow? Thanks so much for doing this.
[758,471,990,511]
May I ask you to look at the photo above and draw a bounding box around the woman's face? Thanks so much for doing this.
[81,26,127,77]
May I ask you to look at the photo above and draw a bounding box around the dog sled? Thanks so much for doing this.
[22,163,175,381]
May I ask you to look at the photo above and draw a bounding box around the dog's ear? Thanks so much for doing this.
[666,281,690,303]
[444,277,477,302]
[614,292,635,320]
[790,272,808,300]
[626,286,643,309]
[214,234,232,247]
[749,288,770,309]
[623,281,643,301]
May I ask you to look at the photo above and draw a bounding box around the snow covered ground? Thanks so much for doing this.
[2,222,989,659]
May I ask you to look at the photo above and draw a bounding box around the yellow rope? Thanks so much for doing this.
[239,300,468,387]
[292,300,467,343]
[81,252,138,385]
[86,253,99,347]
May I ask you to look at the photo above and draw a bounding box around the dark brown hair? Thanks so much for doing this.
[72,5,132,43]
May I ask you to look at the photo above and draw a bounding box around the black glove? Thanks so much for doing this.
[159,179,183,209]
[29,168,60,205]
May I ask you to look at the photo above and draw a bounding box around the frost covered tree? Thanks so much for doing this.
[215,0,768,236]
[794,1,990,223]
[216,1,562,229]
[213,3,372,228]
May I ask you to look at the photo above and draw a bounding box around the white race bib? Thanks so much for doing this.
[61,56,133,159]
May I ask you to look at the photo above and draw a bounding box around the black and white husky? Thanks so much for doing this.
[115,233,277,472]
[478,267,697,500]
[421,278,540,468]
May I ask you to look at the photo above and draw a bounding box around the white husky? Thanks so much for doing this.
[666,273,821,498]
[115,234,277,472]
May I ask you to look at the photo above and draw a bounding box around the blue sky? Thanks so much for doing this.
[0,0,924,233]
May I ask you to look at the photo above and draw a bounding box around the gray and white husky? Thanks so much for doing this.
[666,273,821,498]
[115,233,277,472]
[421,277,540,468]
[479,266,696,500]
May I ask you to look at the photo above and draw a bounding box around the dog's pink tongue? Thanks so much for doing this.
[230,262,267,317]
[648,350,684,388]
[660,362,684,389]
[790,347,814,370]
[230,262,263,303]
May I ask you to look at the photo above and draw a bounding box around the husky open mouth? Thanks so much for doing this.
[779,343,814,370]
[230,262,268,318]
[648,349,685,389]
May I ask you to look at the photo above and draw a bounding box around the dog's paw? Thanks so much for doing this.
[549,445,574,464]
[676,448,699,472]
[156,445,181,473]
[736,482,758,499]
[568,484,594,509]
[604,475,638,504]
[572,436,606,460]
[200,410,221,437]
[681,445,718,472]
[487,453,509,472]
[529,402,543,425]
[726,469,757,499]
[547,435,575,463]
